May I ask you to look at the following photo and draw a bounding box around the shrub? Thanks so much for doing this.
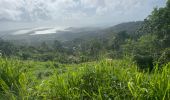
[133,55,153,71]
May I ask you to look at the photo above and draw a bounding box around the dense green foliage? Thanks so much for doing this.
[0,58,170,99]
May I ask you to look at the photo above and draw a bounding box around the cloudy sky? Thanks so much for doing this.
[0,0,167,28]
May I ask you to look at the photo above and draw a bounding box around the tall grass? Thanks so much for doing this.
[0,58,30,100]
[0,58,170,99]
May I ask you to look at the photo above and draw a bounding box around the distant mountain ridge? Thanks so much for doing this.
[107,21,144,34]
[0,21,143,46]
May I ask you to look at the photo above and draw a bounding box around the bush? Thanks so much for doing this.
[133,55,153,71]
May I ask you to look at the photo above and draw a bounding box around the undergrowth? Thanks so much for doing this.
[0,58,170,100]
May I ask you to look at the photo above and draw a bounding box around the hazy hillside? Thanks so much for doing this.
[0,21,143,46]
[107,21,144,34]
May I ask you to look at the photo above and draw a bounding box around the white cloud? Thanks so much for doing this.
[0,0,24,20]
[0,0,166,26]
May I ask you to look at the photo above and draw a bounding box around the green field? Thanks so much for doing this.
[0,58,170,100]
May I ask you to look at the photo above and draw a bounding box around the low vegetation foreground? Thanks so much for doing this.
[0,58,170,100]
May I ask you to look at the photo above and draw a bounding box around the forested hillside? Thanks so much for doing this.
[0,0,170,99]
[0,21,144,63]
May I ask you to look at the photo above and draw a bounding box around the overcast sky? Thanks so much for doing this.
[0,0,167,28]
